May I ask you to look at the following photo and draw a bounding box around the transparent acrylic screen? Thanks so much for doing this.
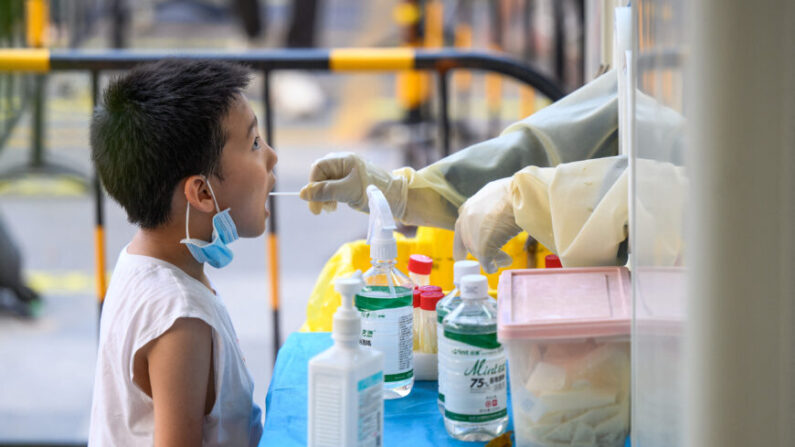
[630,0,688,446]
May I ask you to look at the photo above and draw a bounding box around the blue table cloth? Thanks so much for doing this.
[260,332,630,447]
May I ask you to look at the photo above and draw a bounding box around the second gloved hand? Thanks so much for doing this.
[299,152,407,216]
[453,178,522,274]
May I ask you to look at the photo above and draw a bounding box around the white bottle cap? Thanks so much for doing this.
[460,274,489,300]
[453,260,481,286]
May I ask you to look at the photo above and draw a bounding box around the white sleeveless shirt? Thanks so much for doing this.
[88,248,263,446]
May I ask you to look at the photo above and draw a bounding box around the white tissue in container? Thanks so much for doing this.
[497,267,631,447]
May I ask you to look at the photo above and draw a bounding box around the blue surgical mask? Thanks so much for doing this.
[180,178,239,268]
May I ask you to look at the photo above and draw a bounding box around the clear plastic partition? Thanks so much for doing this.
[629,0,688,446]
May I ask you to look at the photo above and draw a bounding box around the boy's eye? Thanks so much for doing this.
[253,137,262,150]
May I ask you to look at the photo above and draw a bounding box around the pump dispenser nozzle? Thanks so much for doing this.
[333,271,364,344]
[366,185,398,260]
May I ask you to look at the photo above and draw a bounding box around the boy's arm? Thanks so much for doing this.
[146,317,214,447]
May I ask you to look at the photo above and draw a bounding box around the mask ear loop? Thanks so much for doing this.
[184,176,222,241]
[185,202,192,240]
[204,177,222,213]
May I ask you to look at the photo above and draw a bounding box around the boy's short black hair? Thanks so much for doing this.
[91,59,251,229]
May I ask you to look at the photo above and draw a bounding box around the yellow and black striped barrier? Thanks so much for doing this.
[0,48,564,99]
[0,47,563,358]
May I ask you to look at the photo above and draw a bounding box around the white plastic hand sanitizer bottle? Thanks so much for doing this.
[308,272,384,447]
[441,275,508,442]
[357,185,414,399]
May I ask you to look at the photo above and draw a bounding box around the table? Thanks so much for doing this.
[259,332,631,447]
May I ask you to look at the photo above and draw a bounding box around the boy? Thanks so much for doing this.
[88,59,277,446]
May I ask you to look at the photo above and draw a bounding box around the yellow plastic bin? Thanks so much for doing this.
[302,226,530,332]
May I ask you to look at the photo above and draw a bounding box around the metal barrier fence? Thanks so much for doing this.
[0,47,564,362]
[1,0,102,180]
[0,0,33,151]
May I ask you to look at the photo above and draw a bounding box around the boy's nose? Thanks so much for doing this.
[267,147,278,171]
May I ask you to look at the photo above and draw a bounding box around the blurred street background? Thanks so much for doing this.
[0,0,584,443]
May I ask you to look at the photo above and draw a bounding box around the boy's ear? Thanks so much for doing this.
[183,175,217,213]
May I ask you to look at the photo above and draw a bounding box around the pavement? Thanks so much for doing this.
[0,1,531,442]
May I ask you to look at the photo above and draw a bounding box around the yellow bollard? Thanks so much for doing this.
[94,225,107,301]
[25,0,48,48]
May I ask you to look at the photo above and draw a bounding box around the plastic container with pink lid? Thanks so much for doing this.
[497,267,631,447]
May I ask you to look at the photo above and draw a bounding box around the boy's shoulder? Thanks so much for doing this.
[111,248,200,293]
[102,249,218,330]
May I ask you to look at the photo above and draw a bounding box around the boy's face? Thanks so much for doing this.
[212,94,277,238]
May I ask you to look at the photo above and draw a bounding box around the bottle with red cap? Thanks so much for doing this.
[415,285,442,351]
[412,288,421,351]
[417,285,442,295]
[408,254,433,286]
[545,254,562,268]
[418,290,445,353]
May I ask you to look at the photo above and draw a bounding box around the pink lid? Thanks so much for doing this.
[497,267,631,341]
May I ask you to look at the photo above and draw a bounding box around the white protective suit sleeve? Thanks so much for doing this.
[452,156,629,272]
[452,80,686,270]
[510,156,687,267]
[301,70,621,229]
[454,156,688,271]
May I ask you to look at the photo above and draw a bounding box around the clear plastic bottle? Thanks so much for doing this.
[441,275,508,442]
[356,185,414,399]
[436,260,481,413]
